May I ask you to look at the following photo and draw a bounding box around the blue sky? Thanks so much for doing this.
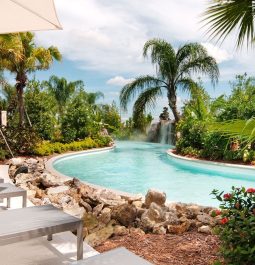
[29,0,255,120]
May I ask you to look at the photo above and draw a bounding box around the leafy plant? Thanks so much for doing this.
[212,187,255,265]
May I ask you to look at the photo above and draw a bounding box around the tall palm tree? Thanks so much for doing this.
[44,75,84,118]
[0,32,61,126]
[120,39,219,122]
[202,0,255,48]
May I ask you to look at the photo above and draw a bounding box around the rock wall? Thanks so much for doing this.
[8,157,221,247]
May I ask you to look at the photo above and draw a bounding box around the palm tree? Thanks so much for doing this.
[120,39,219,122]
[44,75,84,118]
[202,0,255,48]
[0,32,61,126]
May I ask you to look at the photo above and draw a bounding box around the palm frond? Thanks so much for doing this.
[176,77,197,93]
[180,56,219,86]
[202,0,255,48]
[120,75,166,111]
[133,86,163,115]
[143,38,177,78]
[209,118,255,143]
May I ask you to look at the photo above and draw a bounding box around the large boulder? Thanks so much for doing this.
[14,166,28,178]
[167,219,191,234]
[47,186,69,195]
[198,225,212,234]
[39,173,62,188]
[15,173,38,185]
[9,157,24,166]
[145,189,166,208]
[93,189,126,207]
[26,158,38,165]
[85,222,114,247]
[63,203,85,219]
[112,203,137,226]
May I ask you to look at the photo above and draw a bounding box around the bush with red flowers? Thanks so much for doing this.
[211,187,255,265]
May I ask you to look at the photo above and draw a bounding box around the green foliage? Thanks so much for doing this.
[214,75,255,121]
[25,79,57,140]
[0,126,40,156]
[212,187,255,265]
[34,136,112,156]
[61,89,100,143]
[98,102,121,133]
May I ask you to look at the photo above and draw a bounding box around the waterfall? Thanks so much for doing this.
[159,121,172,145]
[147,120,173,145]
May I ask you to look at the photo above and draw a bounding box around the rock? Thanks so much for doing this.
[42,197,51,205]
[129,227,145,236]
[83,213,99,231]
[47,186,69,195]
[63,203,85,219]
[198,225,212,234]
[197,213,213,225]
[85,222,114,247]
[15,173,37,185]
[167,220,191,234]
[58,195,73,205]
[98,207,111,225]
[153,225,167,235]
[132,200,143,208]
[140,203,166,231]
[79,200,93,212]
[114,225,129,236]
[26,158,38,165]
[96,189,126,207]
[93,203,104,216]
[145,189,166,208]
[147,202,165,222]
[40,173,61,188]
[112,203,137,226]
[14,166,29,177]
[10,157,24,166]
[29,197,43,206]
[185,205,202,219]
[164,210,179,225]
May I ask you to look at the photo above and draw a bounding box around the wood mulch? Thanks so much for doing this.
[95,231,222,265]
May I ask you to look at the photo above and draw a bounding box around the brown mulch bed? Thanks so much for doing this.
[95,231,221,265]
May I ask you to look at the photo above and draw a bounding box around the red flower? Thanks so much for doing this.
[223,193,232,200]
[221,217,229,225]
[246,188,255,193]
[215,210,221,216]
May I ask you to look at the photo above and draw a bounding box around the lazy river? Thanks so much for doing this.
[53,141,255,206]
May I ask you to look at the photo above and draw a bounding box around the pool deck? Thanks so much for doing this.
[0,165,99,265]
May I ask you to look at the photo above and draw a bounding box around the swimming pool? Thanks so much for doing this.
[53,141,255,206]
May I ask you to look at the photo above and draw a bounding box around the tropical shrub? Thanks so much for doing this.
[61,90,102,143]
[33,136,112,156]
[212,187,255,265]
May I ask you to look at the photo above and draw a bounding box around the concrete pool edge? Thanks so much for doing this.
[167,149,255,173]
[45,145,141,200]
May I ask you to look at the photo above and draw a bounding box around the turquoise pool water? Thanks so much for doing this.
[53,141,255,206]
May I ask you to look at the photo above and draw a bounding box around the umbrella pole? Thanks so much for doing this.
[0,128,14,158]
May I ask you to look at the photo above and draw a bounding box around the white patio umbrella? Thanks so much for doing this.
[0,0,62,34]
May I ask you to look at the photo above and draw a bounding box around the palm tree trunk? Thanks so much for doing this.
[168,91,180,123]
[16,73,27,127]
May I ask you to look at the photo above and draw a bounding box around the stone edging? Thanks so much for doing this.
[167,149,255,173]
[45,145,139,199]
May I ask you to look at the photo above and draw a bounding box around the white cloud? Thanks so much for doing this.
[107,76,135,86]
[34,0,255,114]
[201,42,233,63]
